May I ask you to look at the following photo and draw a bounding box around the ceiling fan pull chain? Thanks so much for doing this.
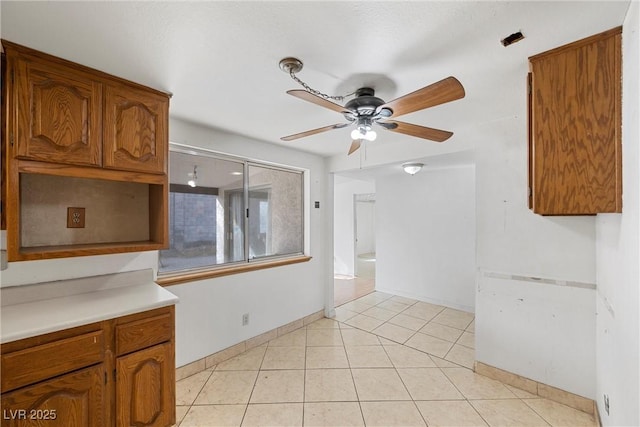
[288,69,356,102]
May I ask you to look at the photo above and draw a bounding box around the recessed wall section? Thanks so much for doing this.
[20,174,150,247]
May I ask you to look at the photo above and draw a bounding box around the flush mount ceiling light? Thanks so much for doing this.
[402,162,424,175]
[187,165,198,187]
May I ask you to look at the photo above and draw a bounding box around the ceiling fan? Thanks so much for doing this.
[279,58,465,155]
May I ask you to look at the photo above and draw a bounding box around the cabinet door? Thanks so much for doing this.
[529,28,621,214]
[13,56,102,166]
[103,84,168,174]
[0,364,106,427]
[116,342,175,427]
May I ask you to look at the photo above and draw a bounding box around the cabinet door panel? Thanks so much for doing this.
[116,342,174,427]
[14,58,102,166]
[104,85,167,174]
[0,365,106,427]
[529,29,621,214]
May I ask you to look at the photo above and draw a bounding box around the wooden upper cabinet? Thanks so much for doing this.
[104,84,168,174]
[13,54,102,167]
[3,40,169,174]
[1,40,169,260]
[528,27,622,215]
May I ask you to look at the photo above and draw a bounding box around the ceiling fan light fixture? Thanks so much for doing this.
[351,127,377,141]
[351,117,377,141]
[402,162,424,175]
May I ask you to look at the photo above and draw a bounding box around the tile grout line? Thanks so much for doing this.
[239,342,268,426]
[520,398,556,427]
[379,340,431,426]
[186,368,215,415]
[466,399,497,427]
[301,332,307,425]
[339,325,367,426]
[340,299,474,370]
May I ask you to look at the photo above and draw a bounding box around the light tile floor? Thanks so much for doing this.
[175,292,597,426]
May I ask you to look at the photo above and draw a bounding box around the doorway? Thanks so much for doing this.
[354,193,376,280]
[334,192,376,307]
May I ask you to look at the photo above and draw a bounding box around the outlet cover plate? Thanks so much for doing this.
[67,207,86,228]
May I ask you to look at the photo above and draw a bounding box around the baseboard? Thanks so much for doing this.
[474,361,596,416]
[175,309,324,381]
[375,286,475,313]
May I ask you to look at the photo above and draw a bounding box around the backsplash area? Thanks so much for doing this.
[20,174,150,247]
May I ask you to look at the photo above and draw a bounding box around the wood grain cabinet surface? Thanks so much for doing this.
[4,40,167,174]
[116,343,175,427]
[1,40,170,261]
[104,84,168,174]
[1,365,107,427]
[528,27,622,215]
[13,55,103,167]
[0,306,175,427]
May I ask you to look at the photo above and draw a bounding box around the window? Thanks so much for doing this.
[248,164,304,260]
[158,145,305,276]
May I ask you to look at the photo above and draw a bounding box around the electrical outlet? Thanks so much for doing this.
[242,313,249,326]
[604,394,610,415]
[67,207,85,228]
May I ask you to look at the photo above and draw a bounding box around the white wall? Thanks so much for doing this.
[474,59,598,397]
[333,176,375,277]
[595,4,640,425]
[167,118,328,367]
[376,164,476,312]
[476,273,596,398]
[355,200,375,256]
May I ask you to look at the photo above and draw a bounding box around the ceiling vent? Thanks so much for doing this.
[501,31,525,47]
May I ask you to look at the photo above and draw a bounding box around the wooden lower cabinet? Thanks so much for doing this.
[1,365,106,427]
[0,306,175,427]
[116,343,175,427]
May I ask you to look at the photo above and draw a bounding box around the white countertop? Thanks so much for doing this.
[1,269,178,344]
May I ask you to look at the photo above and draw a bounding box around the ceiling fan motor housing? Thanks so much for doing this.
[344,87,388,117]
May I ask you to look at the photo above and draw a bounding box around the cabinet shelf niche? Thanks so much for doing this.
[12,171,166,261]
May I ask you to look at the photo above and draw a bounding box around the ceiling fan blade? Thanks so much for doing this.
[281,123,348,141]
[381,120,453,142]
[287,90,351,114]
[348,140,361,155]
[380,76,465,118]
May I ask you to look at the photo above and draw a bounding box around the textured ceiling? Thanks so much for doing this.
[1,1,630,163]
